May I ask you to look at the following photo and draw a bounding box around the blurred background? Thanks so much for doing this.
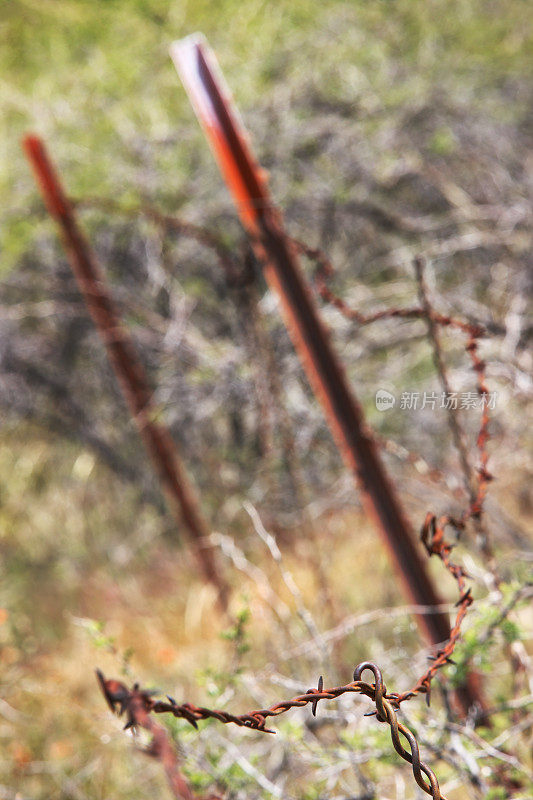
[1,1,532,798]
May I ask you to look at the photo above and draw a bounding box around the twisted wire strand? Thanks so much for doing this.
[97,662,446,800]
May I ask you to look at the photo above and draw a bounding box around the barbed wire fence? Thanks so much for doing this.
[6,153,532,795]
[9,45,532,792]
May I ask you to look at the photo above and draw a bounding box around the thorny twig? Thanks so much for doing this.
[97,662,448,799]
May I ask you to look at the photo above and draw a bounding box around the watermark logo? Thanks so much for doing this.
[375,389,396,411]
[375,389,498,413]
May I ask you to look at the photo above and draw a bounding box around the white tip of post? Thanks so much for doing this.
[169,33,213,128]
[169,32,206,66]
[169,32,239,136]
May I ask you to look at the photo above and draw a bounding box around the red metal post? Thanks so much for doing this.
[170,35,469,675]
[22,134,229,611]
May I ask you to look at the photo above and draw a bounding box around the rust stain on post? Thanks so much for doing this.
[170,35,468,675]
[22,134,229,611]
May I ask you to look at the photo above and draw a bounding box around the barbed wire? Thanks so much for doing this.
[291,236,496,707]
[295,238,484,337]
[97,662,448,800]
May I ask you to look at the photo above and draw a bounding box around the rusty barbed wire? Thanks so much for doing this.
[295,238,484,337]
[97,662,447,799]
[18,43,520,798]
[292,237,495,708]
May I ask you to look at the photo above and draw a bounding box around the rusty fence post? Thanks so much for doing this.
[22,134,229,611]
[169,35,484,712]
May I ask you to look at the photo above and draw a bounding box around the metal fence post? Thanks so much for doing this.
[169,36,484,712]
[22,134,230,611]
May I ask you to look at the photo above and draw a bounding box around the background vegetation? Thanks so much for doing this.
[1,1,532,798]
